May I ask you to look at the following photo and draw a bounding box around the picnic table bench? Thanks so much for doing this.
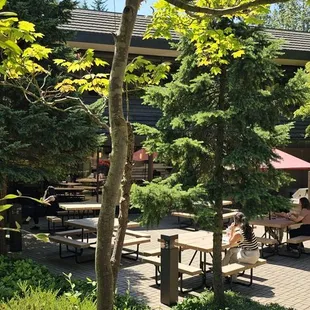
[142,256,204,293]
[221,258,267,288]
[49,235,92,263]
[286,235,310,257]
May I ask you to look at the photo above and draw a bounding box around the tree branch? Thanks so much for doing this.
[55,96,110,132]
[165,0,290,16]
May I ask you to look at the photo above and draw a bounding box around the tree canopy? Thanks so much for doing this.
[264,0,310,31]
[133,20,310,306]
[0,0,101,188]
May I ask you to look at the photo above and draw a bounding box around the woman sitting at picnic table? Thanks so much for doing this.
[222,212,260,277]
[276,197,310,249]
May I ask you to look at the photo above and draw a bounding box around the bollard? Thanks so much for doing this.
[9,203,22,252]
[160,234,178,306]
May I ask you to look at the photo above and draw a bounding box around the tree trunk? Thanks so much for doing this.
[111,123,134,285]
[0,179,8,255]
[95,2,141,310]
[212,68,227,307]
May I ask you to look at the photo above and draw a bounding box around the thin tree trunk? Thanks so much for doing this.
[212,67,227,307]
[95,2,141,310]
[111,123,134,285]
[0,179,8,255]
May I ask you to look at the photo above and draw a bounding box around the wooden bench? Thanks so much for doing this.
[90,237,150,260]
[256,237,278,258]
[171,212,195,219]
[142,256,204,293]
[123,229,151,238]
[223,211,238,220]
[286,235,310,257]
[46,216,63,233]
[171,212,198,230]
[49,235,92,263]
[55,229,96,243]
[142,248,161,256]
[55,228,95,236]
[221,258,267,288]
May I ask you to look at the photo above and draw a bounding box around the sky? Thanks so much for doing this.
[84,0,157,16]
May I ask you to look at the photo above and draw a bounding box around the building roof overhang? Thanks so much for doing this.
[62,9,310,64]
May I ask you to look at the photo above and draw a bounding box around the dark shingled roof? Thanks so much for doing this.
[62,9,310,55]
[65,9,310,141]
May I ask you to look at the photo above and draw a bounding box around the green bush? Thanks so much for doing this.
[0,286,96,310]
[172,291,294,310]
[0,256,69,300]
[0,256,150,310]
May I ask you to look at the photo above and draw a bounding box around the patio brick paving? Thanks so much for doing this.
[19,215,310,310]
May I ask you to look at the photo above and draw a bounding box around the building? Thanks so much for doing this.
[61,9,310,191]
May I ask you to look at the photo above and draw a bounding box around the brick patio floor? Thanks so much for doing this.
[19,214,310,310]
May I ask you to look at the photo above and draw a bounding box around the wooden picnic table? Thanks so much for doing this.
[65,217,139,230]
[249,217,301,245]
[76,178,103,183]
[58,182,83,187]
[60,203,101,211]
[55,187,85,192]
[171,231,230,282]
[250,218,296,229]
[174,230,230,253]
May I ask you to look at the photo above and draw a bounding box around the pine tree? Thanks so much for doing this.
[80,0,88,9]
[91,0,107,11]
[132,20,310,304]
[0,0,100,190]
[264,0,310,31]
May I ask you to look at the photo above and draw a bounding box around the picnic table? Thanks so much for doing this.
[59,203,101,218]
[65,217,139,231]
[250,217,300,244]
[55,187,86,202]
[148,230,266,290]
[60,203,101,211]
[173,231,230,281]
[58,182,83,187]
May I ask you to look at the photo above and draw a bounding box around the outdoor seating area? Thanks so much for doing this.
[19,210,310,310]
[3,1,310,310]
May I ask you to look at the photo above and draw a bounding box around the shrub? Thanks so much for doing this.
[0,256,69,300]
[172,291,294,310]
[0,256,150,309]
[0,285,96,310]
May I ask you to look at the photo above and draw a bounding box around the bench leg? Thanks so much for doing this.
[155,265,160,286]
[260,243,277,259]
[227,268,254,288]
[59,243,83,260]
[278,243,303,258]
[121,244,141,261]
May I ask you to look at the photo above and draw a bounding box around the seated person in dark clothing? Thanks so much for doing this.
[276,197,310,249]
[25,186,59,230]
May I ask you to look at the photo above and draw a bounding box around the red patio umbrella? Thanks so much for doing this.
[133,148,158,162]
[270,149,310,170]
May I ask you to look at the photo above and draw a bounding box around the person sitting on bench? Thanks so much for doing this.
[26,186,59,230]
[277,197,310,250]
[222,212,260,281]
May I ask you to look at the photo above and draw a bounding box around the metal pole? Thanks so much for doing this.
[160,234,178,306]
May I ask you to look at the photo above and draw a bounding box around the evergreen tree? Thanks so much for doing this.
[80,0,88,9]
[132,21,310,302]
[0,0,100,189]
[264,0,310,31]
[91,0,107,11]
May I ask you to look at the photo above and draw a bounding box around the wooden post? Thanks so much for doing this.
[148,154,154,181]
[96,149,100,203]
